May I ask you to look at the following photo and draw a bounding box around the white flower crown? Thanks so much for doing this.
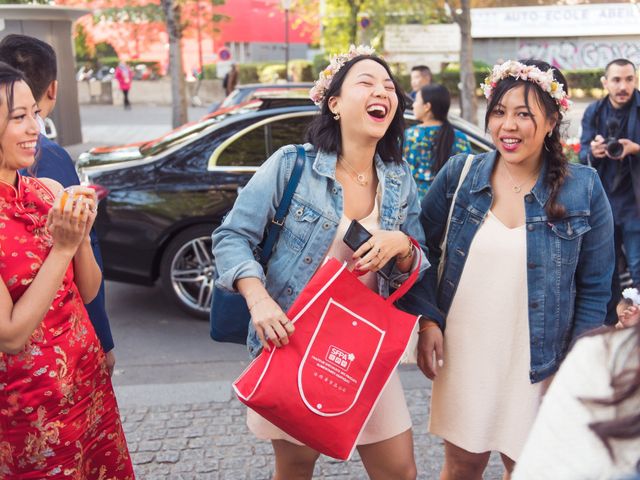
[481,60,571,113]
[309,44,376,106]
[623,287,640,305]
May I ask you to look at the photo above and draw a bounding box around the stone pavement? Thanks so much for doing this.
[116,368,505,480]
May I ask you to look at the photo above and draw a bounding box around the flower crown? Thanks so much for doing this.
[481,60,571,113]
[309,44,376,106]
[623,287,640,305]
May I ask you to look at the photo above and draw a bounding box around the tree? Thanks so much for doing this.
[161,0,188,128]
[0,0,50,3]
[311,0,445,54]
[446,0,477,124]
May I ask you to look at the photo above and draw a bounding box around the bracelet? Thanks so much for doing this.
[248,296,270,311]
[397,238,414,261]
[418,322,440,334]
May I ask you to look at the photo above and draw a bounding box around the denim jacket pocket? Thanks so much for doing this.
[282,197,322,252]
[549,216,591,264]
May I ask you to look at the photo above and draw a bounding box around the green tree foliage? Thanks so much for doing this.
[318,0,446,53]
[0,0,51,3]
[74,23,95,62]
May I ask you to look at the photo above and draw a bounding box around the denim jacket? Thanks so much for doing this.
[212,143,429,357]
[399,151,614,382]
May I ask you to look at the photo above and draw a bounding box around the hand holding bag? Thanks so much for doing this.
[209,146,305,344]
[233,239,422,460]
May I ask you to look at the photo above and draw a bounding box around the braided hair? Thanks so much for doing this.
[484,59,569,220]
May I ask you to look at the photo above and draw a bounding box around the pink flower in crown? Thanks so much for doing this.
[309,44,376,106]
[481,60,571,113]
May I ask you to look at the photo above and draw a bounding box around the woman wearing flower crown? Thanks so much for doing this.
[213,46,428,479]
[399,59,615,478]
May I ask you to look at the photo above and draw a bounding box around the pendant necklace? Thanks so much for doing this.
[502,161,538,193]
[340,157,373,186]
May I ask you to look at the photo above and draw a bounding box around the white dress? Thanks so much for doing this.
[247,200,412,446]
[429,211,546,461]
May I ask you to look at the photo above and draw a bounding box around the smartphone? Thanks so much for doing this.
[342,220,396,280]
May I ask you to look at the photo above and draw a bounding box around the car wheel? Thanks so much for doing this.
[161,225,217,319]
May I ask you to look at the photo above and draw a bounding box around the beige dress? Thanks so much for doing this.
[429,210,546,461]
[248,201,413,446]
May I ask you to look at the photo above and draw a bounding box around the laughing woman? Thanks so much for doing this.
[212,47,428,480]
[401,60,615,479]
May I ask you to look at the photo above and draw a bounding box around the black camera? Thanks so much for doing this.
[605,118,624,158]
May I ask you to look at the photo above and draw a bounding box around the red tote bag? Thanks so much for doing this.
[233,240,421,460]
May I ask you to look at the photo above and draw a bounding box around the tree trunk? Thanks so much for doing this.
[161,0,188,128]
[448,0,477,124]
[347,0,359,46]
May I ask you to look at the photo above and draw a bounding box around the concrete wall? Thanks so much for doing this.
[0,6,88,146]
[474,35,640,70]
[77,78,227,107]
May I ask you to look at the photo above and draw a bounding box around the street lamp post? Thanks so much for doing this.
[281,0,293,82]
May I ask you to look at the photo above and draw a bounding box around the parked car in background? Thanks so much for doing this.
[78,95,492,318]
[207,82,313,114]
[134,63,159,81]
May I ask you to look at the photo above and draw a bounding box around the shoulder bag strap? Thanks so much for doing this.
[437,153,474,282]
[259,145,306,264]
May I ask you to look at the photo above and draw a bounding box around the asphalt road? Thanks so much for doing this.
[106,280,249,387]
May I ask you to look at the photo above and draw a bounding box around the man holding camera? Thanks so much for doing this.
[580,58,640,324]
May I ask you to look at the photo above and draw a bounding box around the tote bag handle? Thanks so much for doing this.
[386,237,422,305]
[437,154,474,282]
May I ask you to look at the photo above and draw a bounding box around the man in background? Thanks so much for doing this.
[0,34,117,374]
[409,65,432,100]
[579,58,640,325]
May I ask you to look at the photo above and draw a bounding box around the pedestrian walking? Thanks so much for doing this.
[0,62,134,478]
[212,45,428,480]
[400,59,614,479]
[223,63,239,96]
[115,60,133,110]
[403,84,471,198]
[0,33,117,376]
[579,59,640,325]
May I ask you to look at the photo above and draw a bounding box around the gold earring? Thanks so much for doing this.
[333,112,341,121]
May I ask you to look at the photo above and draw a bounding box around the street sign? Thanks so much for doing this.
[385,24,460,54]
[218,48,231,61]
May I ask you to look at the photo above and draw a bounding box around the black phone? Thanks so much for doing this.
[343,219,373,253]
[342,220,396,280]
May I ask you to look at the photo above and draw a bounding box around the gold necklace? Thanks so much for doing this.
[339,157,373,186]
[502,161,539,193]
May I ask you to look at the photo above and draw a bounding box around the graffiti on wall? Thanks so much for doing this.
[518,40,640,70]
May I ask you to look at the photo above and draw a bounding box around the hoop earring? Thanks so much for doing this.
[333,112,341,121]
[544,138,551,152]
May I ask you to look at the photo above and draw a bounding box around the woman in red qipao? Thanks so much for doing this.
[0,63,134,478]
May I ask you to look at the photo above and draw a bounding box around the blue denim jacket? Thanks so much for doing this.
[399,151,615,382]
[212,143,429,357]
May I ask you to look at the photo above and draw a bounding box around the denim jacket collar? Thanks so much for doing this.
[312,148,407,182]
[469,150,551,209]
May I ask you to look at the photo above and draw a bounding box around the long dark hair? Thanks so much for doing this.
[0,61,26,147]
[586,323,640,465]
[305,55,406,163]
[419,83,455,174]
[484,59,569,220]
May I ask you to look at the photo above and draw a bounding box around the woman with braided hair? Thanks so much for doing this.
[399,59,615,478]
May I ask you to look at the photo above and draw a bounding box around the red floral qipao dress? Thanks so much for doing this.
[0,175,134,479]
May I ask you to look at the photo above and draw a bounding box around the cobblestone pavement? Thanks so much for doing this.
[119,370,504,479]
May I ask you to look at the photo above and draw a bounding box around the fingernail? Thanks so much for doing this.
[438,359,444,368]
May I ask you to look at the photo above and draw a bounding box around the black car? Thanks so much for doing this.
[208,82,313,114]
[78,97,492,318]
